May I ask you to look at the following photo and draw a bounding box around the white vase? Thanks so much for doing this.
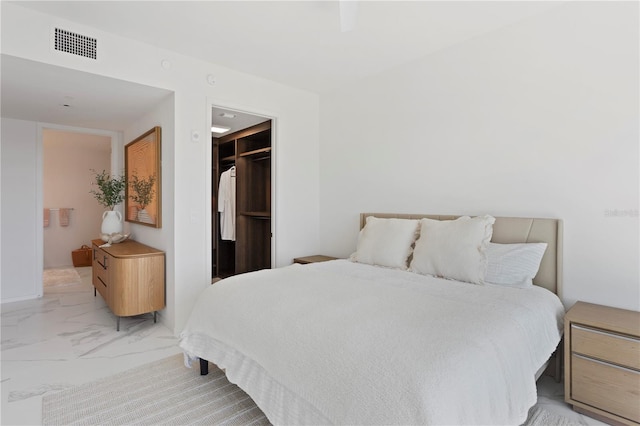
[101,210,123,234]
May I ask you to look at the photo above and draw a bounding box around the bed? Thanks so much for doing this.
[180,214,565,425]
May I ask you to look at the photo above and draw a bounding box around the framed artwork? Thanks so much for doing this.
[125,126,161,228]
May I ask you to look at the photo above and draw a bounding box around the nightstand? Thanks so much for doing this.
[564,301,640,425]
[293,255,338,264]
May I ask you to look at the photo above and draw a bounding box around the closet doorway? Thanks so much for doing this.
[211,106,274,278]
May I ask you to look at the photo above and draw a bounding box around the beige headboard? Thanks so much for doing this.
[360,213,563,295]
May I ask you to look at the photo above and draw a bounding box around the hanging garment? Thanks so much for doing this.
[59,208,70,227]
[218,166,236,241]
[43,209,50,227]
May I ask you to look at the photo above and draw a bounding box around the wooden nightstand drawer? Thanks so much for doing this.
[572,324,640,370]
[571,354,640,423]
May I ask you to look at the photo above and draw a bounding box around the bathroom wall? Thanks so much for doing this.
[43,129,111,268]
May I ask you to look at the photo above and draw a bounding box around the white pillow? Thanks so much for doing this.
[485,242,547,288]
[409,215,495,284]
[350,217,419,269]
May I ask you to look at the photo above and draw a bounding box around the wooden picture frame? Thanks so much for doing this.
[125,126,161,228]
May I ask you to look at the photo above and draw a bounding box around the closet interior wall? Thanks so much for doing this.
[212,120,272,278]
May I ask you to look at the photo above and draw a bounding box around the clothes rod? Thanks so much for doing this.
[47,208,75,211]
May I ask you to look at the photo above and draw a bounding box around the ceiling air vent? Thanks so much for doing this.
[54,28,97,60]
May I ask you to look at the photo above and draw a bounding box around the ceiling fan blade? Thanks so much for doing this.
[339,0,358,32]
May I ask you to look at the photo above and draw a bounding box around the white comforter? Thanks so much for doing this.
[179,260,564,426]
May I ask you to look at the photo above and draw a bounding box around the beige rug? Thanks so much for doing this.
[42,353,580,425]
[524,406,583,426]
[43,268,82,287]
[42,354,270,425]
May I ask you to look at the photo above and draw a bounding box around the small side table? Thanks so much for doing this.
[293,255,338,264]
[564,301,640,425]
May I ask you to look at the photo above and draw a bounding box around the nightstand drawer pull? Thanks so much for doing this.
[572,324,639,343]
[574,353,638,374]
[572,324,640,370]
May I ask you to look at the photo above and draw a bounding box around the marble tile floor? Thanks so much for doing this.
[1,267,181,425]
[2,267,608,425]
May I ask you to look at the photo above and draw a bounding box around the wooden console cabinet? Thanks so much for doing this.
[92,239,165,331]
[564,301,640,425]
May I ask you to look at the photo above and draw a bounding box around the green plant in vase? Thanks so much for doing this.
[90,169,126,238]
[90,169,126,210]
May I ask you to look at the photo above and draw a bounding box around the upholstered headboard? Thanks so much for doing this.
[360,213,563,295]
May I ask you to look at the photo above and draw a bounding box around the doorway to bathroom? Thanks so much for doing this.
[40,125,118,292]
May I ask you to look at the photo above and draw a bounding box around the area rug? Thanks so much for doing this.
[43,268,81,287]
[42,353,270,425]
[43,353,579,425]
[524,405,583,426]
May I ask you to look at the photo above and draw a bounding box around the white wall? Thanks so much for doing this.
[120,94,176,329]
[1,118,41,302]
[0,3,320,333]
[319,2,639,310]
[43,130,111,268]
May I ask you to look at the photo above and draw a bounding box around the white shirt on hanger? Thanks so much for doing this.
[218,166,236,241]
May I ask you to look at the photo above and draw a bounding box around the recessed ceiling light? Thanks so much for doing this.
[211,125,231,134]
[219,112,236,119]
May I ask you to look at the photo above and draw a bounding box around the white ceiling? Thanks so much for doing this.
[1,55,173,131]
[2,1,564,131]
[211,107,270,137]
[0,55,265,133]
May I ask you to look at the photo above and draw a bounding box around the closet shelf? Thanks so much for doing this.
[239,147,271,158]
[240,211,271,219]
[221,155,235,163]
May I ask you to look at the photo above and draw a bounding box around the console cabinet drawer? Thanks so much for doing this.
[92,247,109,300]
[94,273,108,300]
[572,325,640,370]
[571,355,640,423]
